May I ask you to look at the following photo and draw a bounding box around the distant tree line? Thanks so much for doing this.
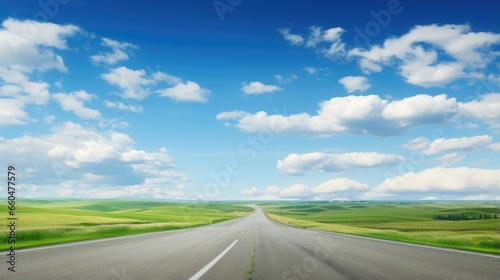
[433,213,497,221]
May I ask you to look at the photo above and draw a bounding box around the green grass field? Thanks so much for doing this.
[261,202,500,254]
[0,199,252,251]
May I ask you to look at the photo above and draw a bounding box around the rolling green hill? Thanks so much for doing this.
[261,202,500,254]
[0,199,252,250]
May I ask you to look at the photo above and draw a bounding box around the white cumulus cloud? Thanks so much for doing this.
[403,135,492,155]
[436,153,466,166]
[102,66,210,102]
[349,24,500,87]
[219,94,466,137]
[0,18,79,72]
[104,100,143,113]
[53,90,101,119]
[280,26,346,57]
[278,28,304,45]
[280,23,500,88]
[368,167,500,200]
[241,81,282,95]
[158,81,210,102]
[277,152,405,175]
[240,178,369,200]
[91,37,138,65]
[459,93,500,128]
[312,178,368,194]
[339,76,371,92]
[0,122,190,199]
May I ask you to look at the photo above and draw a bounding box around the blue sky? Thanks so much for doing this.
[0,0,499,201]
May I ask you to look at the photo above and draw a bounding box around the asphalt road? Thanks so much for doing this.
[1,207,499,280]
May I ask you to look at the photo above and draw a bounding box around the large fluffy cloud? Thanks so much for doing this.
[0,122,190,199]
[219,94,461,137]
[0,18,80,127]
[0,98,27,127]
[0,18,79,72]
[0,67,53,127]
[366,167,500,200]
[459,93,500,128]
[218,93,500,136]
[277,152,405,175]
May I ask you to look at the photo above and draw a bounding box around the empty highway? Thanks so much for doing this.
[1,207,499,279]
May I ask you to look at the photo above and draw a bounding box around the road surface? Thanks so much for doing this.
[1,206,499,279]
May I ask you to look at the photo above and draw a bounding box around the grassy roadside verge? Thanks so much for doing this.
[262,202,499,254]
[0,199,253,251]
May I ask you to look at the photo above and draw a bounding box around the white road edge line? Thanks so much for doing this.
[267,213,500,259]
[9,215,251,254]
[189,239,239,280]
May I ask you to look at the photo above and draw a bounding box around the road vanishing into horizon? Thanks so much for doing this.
[1,206,499,280]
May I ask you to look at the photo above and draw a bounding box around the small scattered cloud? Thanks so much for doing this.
[101,66,210,102]
[402,135,492,155]
[104,100,143,113]
[91,37,138,65]
[280,26,346,57]
[101,66,154,99]
[281,24,500,88]
[312,178,368,194]
[304,67,318,75]
[436,153,466,166]
[241,81,282,95]
[53,90,101,119]
[488,142,500,152]
[158,81,210,103]
[339,76,371,92]
[274,74,298,84]
[278,28,304,45]
[215,110,250,121]
[240,178,368,200]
